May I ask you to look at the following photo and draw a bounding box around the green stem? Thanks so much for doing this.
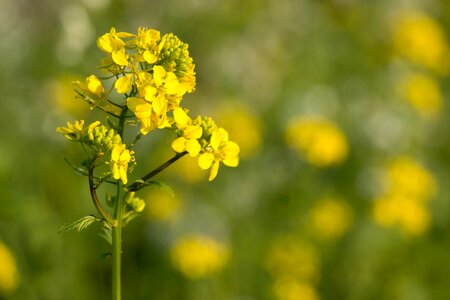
[112,105,128,300]
[127,152,187,192]
[112,183,124,300]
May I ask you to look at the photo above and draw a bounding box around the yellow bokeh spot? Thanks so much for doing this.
[386,156,437,201]
[372,156,437,236]
[373,195,431,236]
[393,11,450,74]
[218,104,262,158]
[0,242,19,295]
[308,198,353,242]
[170,235,229,279]
[266,235,319,283]
[397,72,443,117]
[273,278,319,300]
[285,117,348,167]
[144,188,181,222]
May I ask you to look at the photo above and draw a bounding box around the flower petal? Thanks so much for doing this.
[143,50,157,64]
[223,155,239,167]
[186,139,201,157]
[173,108,190,127]
[209,161,220,181]
[112,50,128,66]
[153,65,166,86]
[184,125,202,139]
[172,137,187,153]
[115,74,132,94]
[198,153,214,170]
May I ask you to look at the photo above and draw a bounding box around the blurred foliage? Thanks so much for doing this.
[1,0,450,299]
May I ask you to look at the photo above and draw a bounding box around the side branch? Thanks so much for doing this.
[127,152,187,192]
[88,163,117,226]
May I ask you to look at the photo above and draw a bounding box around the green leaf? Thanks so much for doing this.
[146,180,175,197]
[99,227,112,245]
[59,215,100,233]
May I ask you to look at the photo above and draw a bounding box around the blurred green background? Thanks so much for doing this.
[1,0,450,299]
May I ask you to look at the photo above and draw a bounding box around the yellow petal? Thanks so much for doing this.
[210,128,228,151]
[127,97,152,119]
[184,125,202,139]
[209,161,220,181]
[112,50,128,66]
[173,108,190,127]
[120,167,128,184]
[97,33,113,53]
[143,50,157,64]
[186,139,201,157]
[113,164,120,180]
[142,85,157,101]
[164,72,183,95]
[115,74,132,94]
[86,75,105,96]
[153,65,166,86]
[172,137,187,153]
[198,153,214,170]
[223,155,239,167]
[223,141,240,156]
[152,94,167,115]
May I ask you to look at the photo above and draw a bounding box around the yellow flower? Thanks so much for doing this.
[135,27,161,64]
[56,120,85,141]
[393,11,450,74]
[73,75,105,98]
[397,72,443,117]
[273,278,319,300]
[110,143,133,184]
[308,197,353,242]
[127,97,170,134]
[0,242,19,295]
[198,128,240,181]
[170,235,229,279]
[285,117,348,167]
[171,108,203,157]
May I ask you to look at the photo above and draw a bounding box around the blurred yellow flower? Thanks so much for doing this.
[397,72,443,117]
[386,156,437,201]
[170,235,229,279]
[145,188,181,221]
[273,278,319,300]
[373,195,431,236]
[0,242,19,295]
[285,117,348,167]
[218,104,262,158]
[308,198,353,242]
[266,235,319,283]
[372,156,437,235]
[393,11,450,74]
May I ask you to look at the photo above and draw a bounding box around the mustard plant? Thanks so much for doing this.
[56,27,240,300]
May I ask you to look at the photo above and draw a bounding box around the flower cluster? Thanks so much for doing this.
[59,27,239,188]
[57,120,134,184]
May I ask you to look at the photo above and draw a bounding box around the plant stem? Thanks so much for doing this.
[112,105,128,300]
[112,183,124,300]
[127,152,187,191]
